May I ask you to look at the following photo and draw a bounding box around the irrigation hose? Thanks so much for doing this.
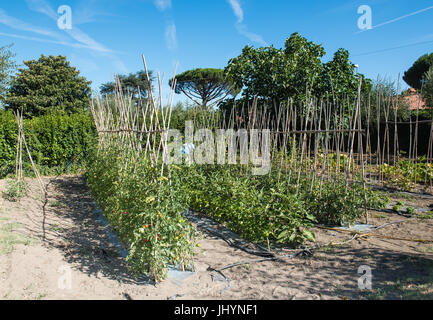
[207,221,433,276]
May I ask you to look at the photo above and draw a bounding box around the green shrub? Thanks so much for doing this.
[0,111,18,177]
[302,177,372,226]
[0,110,96,178]
[365,189,390,210]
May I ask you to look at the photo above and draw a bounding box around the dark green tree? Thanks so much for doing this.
[423,65,433,109]
[0,44,17,108]
[225,32,325,106]
[403,53,433,89]
[100,70,154,99]
[169,68,237,109]
[5,55,91,117]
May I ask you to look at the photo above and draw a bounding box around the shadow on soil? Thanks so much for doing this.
[337,248,433,300]
[39,175,146,285]
[246,245,433,300]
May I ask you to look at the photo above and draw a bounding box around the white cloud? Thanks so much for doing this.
[227,0,266,46]
[155,0,172,11]
[227,0,243,23]
[25,0,114,53]
[165,21,177,50]
[0,8,60,39]
[6,0,128,73]
[0,9,112,52]
[26,0,57,19]
[71,0,119,26]
[236,24,267,46]
[0,30,105,51]
[65,27,114,53]
[153,0,177,51]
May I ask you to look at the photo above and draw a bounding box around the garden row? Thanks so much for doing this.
[85,143,388,281]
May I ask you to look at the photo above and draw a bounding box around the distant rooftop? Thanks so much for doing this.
[401,88,427,110]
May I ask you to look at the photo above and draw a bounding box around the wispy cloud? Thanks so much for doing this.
[0,8,60,39]
[227,0,243,23]
[26,0,57,19]
[26,0,114,54]
[0,0,129,74]
[28,0,117,26]
[154,0,178,51]
[65,27,114,53]
[357,5,433,33]
[165,21,177,50]
[154,0,172,11]
[236,24,266,46]
[227,0,266,46]
[72,0,120,26]
[0,30,106,51]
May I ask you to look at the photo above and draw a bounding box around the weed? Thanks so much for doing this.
[35,292,48,300]
[0,221,32,255]
[4,179,28,201]
[48,200,64,208]
[373,213,388,219]
[392,205,402,212]
[389,193,415,201]
[415,246,433,254]
[417,212,433,220]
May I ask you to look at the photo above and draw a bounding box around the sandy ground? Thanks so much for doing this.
[0,175,433,300]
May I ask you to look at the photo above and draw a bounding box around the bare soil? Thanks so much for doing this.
[0,175,432,300]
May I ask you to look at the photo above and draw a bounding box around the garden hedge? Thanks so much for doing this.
[0,110,96,177]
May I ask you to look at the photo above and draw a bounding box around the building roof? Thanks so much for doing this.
[402,88,427,110]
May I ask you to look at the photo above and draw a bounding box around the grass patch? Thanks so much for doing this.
[415,246,433,254]
[417,212,433,220]
[48,200,64,208]
[373,213,389,219]
[48,224,65,232]
[3,179,28,202]
[389,193,416,201]
[0,220,32,255]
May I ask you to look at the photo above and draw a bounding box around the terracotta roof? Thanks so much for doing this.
[402,88,427,110]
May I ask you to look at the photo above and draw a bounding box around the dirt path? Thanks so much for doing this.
[0,175,432,300]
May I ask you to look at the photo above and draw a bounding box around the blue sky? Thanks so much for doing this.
[1,0,433,105]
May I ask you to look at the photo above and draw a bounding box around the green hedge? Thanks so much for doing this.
[0,110,96,177]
